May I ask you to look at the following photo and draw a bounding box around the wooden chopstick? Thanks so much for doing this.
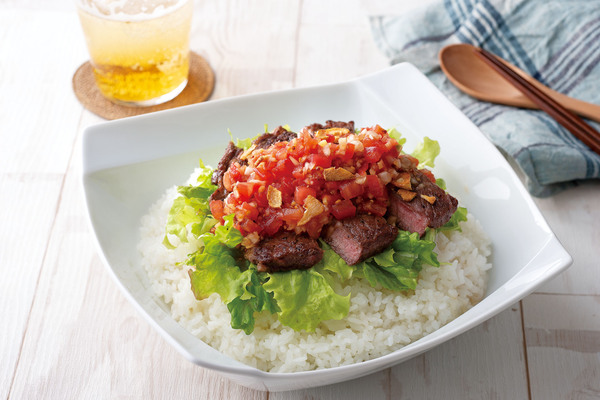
[474,47,600,156]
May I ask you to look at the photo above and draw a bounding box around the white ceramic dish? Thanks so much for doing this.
[82,63,572,392]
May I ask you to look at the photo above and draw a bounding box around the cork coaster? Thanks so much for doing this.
[72,51,215,120]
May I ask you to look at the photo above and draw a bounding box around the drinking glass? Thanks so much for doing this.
[76,0,193,106]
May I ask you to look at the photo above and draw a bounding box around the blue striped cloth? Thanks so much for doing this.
[370,0,600,196]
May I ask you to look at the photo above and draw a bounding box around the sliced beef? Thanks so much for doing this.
[245,231,323,273]
[210,141,243,201]
[388,168,458,236]
[323,214,398,266]
[211,141,243,187]
[253,126,297,149]
[306,120,355,133]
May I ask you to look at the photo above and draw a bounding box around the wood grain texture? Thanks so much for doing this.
[389,304,529,399]
[532,181,600,295]
[0,174,64,398]
[0,9,85,399]
[190,0,301,99]
[523,294,600,400]
[0,10,85,175]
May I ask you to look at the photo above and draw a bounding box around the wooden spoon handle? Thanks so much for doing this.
[509,62,600,123]
[541,88,600,123]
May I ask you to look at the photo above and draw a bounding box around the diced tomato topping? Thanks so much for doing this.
[236,182,256,198]
[364,146,384,163]
[263,158,277,171]
[254,187,269,208]
[339,181,364,200]
[372,124,387,135]
[227,162,243,181]
[275,148,288,160]
[280,207,304,222]
[209,200,225,221]
[274,159,294,176]
[365,175,385,198]
[303,136,319,151]
[240,202,259,220]
[330,199,356,220]
[213,124,407,238]
[322,193,342,206]
[340,143,355,161]
[261,212,283,236]
[239,218,261,235]
[253,166,268,180]
[356,162,370,175]
[222,172,233,192]
[294,186,317,205]
[308,153,331,168]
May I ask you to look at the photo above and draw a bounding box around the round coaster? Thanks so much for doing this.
[72,51,215,120]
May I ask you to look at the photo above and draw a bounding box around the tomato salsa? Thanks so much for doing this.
[209,125,426,243]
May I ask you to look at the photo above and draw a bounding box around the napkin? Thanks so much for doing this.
[370,0,600,197]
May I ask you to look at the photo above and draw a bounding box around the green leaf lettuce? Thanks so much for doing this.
[411,136,440,168]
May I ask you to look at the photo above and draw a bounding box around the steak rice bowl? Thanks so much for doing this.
[138,121,492,372]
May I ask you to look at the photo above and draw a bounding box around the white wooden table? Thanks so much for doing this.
[2,1,599,398]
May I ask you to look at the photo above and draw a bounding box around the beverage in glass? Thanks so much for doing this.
[77,0,193,106]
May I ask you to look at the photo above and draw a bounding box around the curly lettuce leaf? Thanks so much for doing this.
[194,160,217,187]
[187,236,249,303]
[262,269,350,332]
[388,129,439,169]
[188,236,280,334]
[227,269,280,334]
[354,230,439,291]
[411,136,440,168]
[163,161,217,248]
[213,214,244,248]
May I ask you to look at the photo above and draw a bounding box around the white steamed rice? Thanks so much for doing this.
[138,168,492,373]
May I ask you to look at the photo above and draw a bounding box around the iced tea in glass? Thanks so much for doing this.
[77,0,192,106]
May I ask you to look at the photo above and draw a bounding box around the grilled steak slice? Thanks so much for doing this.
[306,120,355,133]
[210,142,243,201]
[253,126,297,150]
[388,168,458,235]
[245,231,323,273]
[323,214,398,266]
[211,141,243,186]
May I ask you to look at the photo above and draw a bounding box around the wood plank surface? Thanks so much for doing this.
[389,304,529,399]
[523,294,600,400]
[1,0,599,399]
[532,182,600,296]
[0,175,64,398]
[0,8,86,398]
[190,0,302,98]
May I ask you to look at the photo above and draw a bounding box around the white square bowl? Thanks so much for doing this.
[82,62,572,392]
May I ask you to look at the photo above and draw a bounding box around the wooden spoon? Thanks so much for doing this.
[439,43,600,123]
